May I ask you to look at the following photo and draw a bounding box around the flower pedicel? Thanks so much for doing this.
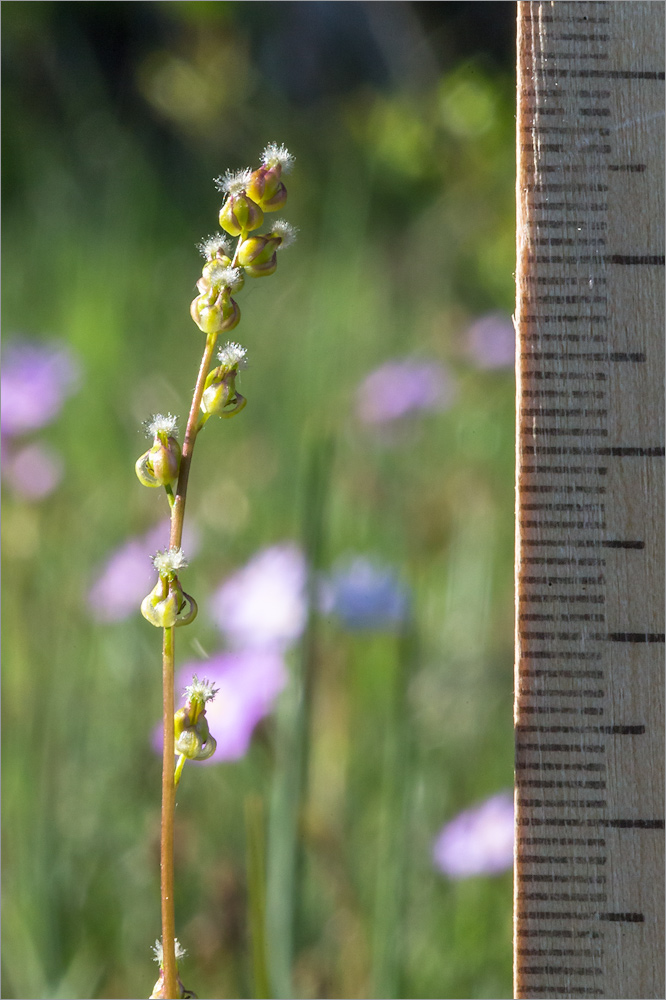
[133,144,296,999]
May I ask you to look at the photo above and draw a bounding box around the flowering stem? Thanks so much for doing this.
[161,624,178,999]
[169,331,218,550]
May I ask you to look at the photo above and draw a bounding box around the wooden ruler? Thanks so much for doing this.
[515,3,665,998]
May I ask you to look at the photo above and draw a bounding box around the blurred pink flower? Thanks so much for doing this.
[465,313,515,369]
[209,543,308,651]
[356,359,456,425]
[152,650,288,761]
[433,791,514,878]
[1,337,81,437]
[2,442,63,499]
[88,520,200,623]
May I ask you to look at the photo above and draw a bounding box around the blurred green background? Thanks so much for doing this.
[2,3,516,998]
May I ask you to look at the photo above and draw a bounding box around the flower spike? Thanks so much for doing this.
[138,143,295,999]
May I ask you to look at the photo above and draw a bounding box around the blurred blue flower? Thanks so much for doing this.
[88,520,200,623]
[321,556,410,630]
[433,791,514,878]
[208,543,308,652]
[465,312,515,369]
[1,337,81,437]
[152,650,288,761]
[356,358,457,425]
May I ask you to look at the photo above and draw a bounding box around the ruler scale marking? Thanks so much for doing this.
[515,4,665,999]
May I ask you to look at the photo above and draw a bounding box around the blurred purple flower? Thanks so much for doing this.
[465,313,515,369]
[88,520,200,623]
[356,359,456,425]
[209,543,307,651]
[152,650,288,761]
[1,442,63,499]
[433,791,514,878]
[320,556,410,630]
[1,337,81,437]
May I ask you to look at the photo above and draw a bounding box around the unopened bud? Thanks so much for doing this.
[201,377,247,418]
[201,352,247,418]
[246,143,294,211]
[238,234,281,268]
[150,436,180,485]
[174,676,218,760]
[141,576,182,628]
[246,171,288,212]
[141,574,198,629]
[190,288,240,334]
[218,192,263,236]
[135,416,181,488]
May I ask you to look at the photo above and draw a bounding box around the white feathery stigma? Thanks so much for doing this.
[184,674,219,705]
[261,143,294,172]
[146,413,179,438]
[197,233,231,259]
[152,938,187,965]
[217,342,248,369]
[208,263,243,291]
[270,219,298,249]
[214,167,253,196]
[152,547,188,577]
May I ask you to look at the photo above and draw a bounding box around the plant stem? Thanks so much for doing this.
[160,331,218,998]
[170,332,218,549]
[161,625,178,999]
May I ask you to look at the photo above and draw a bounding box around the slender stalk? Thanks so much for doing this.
[160,331,217,998]
[160,625,178,999]
[170,332,218,549]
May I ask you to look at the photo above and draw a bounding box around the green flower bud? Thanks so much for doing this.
[237,221,296,278]
[141,550,198,628]
[246,143,294,211]
[140,577,198,629]
[246,171,288,212]
[150,436,180,485]
[214,168,264,236]
[141,576,182,629]
[135,415,181,488]
[237,234,281,267]
[201,343,248,418]
[174,676,218,760]
[218,193,263,236]
[201,376,246,418]
[174,714,217,761]
[190,287,240,334]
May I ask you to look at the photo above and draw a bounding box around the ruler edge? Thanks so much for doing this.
[513,3,665,997]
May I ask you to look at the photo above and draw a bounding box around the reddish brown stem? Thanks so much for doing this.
[170,332,219,549]
[160,625,178,998]
[161,331,218,998]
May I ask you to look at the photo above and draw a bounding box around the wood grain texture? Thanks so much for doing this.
[515,3,664,998]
